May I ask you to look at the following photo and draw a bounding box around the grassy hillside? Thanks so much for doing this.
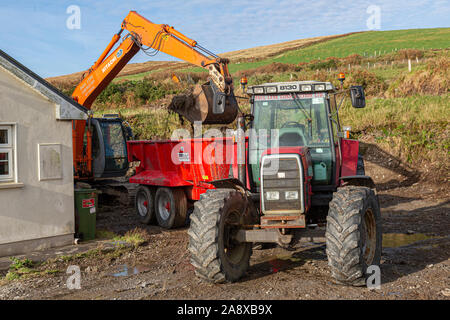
[48,28,450,181]
[183,28,450,74]
[260,28,449,63]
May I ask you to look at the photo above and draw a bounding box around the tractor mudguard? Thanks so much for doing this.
[339,175,377,192]
[209,179,260,218]
[209,178,247,192]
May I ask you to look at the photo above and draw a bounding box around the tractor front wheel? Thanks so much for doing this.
[188,189,253,283]
[326,186,382,286]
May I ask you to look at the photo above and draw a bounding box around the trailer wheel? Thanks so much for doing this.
[326,186,382,286]
[135,185,155,225]
[155,188,187,229]
[188,189,253,283]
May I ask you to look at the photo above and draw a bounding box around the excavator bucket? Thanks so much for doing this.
[169,80,239,124]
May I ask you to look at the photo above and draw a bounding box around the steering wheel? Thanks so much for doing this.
[281,121,304,129]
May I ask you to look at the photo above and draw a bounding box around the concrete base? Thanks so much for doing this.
[0,233,74,257]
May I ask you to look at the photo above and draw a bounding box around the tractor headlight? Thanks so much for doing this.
[301,85,312,91]
[266,191,279,201]
[266,86,277,93]
[253,87,264,94]
[315,84,325,91]
[285,191,299,200]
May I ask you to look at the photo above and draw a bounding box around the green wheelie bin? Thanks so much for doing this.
[74,188,99,241]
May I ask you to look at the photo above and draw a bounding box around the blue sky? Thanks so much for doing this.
[0,0,448,78]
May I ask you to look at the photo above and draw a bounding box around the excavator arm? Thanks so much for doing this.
[71,11,239,179]
[72,11,235,110]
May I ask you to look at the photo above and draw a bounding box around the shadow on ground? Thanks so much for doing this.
[241,245,327,283]
[379,196,449,285]
[361,141,421,191]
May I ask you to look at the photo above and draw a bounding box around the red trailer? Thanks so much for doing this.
[127,137,240,228]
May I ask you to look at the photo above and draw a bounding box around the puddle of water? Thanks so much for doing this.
[111,264,150,277]
[382,233,437,248]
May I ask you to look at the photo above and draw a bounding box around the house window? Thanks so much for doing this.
[0,125,14,182]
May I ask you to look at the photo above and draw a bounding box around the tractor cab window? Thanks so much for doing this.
[252,93,331,148]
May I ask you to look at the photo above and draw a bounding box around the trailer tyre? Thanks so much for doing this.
[326,186,382,286]
[135,185,155,225]
[188,189,253,283]
[155,188,187,229]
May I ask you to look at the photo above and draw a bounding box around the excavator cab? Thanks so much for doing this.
[89,115,131,178]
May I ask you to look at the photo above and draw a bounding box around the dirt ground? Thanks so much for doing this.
[0,157,449,300]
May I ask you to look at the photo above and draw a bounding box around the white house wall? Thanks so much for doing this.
[0,66,75,256]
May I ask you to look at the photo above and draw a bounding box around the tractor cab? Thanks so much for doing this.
[247,81,342,192]
[246,80,366,220]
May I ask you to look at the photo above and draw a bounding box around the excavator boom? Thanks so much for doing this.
[72,11,237,114]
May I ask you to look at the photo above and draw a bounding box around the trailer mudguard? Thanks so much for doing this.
[129,170,194,187]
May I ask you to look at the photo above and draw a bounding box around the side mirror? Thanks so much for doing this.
[350,86,366,108]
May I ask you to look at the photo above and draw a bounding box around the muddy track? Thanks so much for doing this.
[0,157,449,300]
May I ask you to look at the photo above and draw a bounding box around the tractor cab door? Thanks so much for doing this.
[91,118,130,178]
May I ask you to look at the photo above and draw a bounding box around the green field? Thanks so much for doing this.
[268,28,450,62]
[175,28,450,75]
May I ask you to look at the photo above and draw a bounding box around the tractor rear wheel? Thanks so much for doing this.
[135,185,155,225]
[188,189,253,283]
[155,187,187,229]
[326,186,382,286]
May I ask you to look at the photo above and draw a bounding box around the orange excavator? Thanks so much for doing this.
[72,11,239,180]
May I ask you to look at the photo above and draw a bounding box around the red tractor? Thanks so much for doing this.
[188,80,382,286]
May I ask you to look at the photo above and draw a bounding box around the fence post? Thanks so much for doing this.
[408,59,412,72]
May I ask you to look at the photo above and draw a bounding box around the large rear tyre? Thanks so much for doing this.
[188,189,253,283]
[326,186,382,286]
[135,185,155,225]
[155,187,187,229]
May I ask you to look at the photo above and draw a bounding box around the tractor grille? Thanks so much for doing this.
[261,155,304,214]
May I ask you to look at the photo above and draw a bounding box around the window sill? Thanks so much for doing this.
[0,182,24,190]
